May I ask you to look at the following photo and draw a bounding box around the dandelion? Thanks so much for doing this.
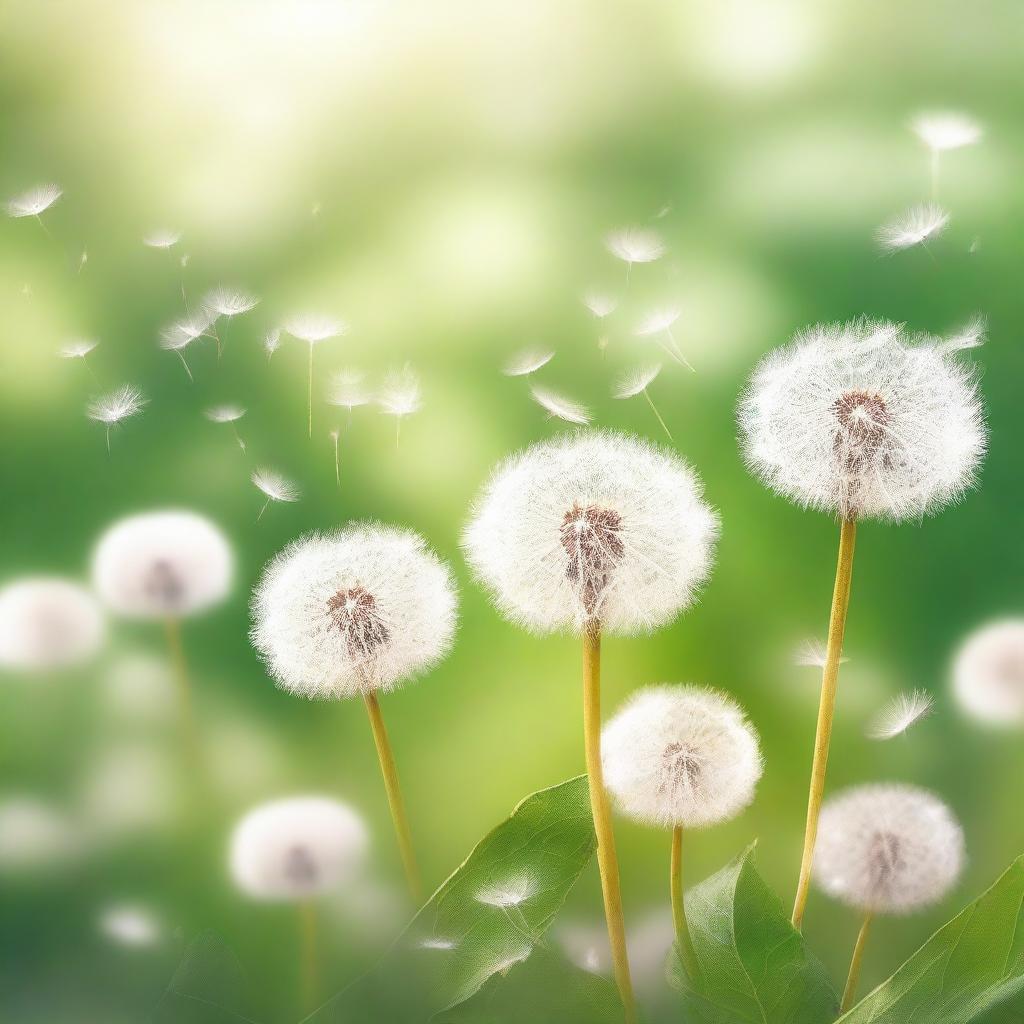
[867,689,934,740]
[605,227,666,278]
[159,312,217,380]
[81,743,182,838]
[251,525,458,903]
[634,306,693,370]
[0,797,81,873]
[582,291,618,319]
[940,313,987,353]
[529,384,591,425]
[99,904,161,947]
[910,111,982,197]
[205,404,247,452]
[738,317,984,930]
[58,337,99,381]
[463,431,718,1024]
[0,577,105,672]
[502,347,555,377]
[87,385,147,453]
[377,364,421,448]
[284,313,348,437]
[143,229,181,249]
[203,287,259,318]
[602,685,762,979]
[5,184,62,230]
[952,619,1024,726]
[264,327,282,360]
[876,203,949,255]
[252,468,301,521]
[813,784,964,1009]
[327,369,372,417]
[613,363,672,441]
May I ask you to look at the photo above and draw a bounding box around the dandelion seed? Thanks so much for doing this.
[378,365,421,448]
[252,468,301,521]
[794,638,849,668]
[205,404,247,451]
[418,937,456,951]
[952,619,1024,726]
[99,905,161,947]
[582,291,618,319]
[940,313,987,353]
[503,348,555,377]
[143,229,181,250]
[613,363,672,441]
[159,312,217,381]
[264,327,282,360]
[87,385,147,453]
[203,287,259,318]
[326,369,371,417]
[876,204,949,255]
[0,797,81,872]
[911,111,983,153]
[475,873,538,908]
[59,337,99,379]
[868,689,934,740]
[605,227,666,275]
[634,306,693,371]
[6,183,62,220]
[529,384,591,426]
[78,249,88,274]
[284,314,348,437]
[329,429,340,486]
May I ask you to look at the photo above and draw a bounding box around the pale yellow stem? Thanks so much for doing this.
[164,617,200,775]
[671,825,700,981]
[841,912,873,1011]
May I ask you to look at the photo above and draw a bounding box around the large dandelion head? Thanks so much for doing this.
[952,619,1024,727]
[601,686,762,829]
[251,524,458,699]
[738,319,985,521]
[463,431,719,636]
[92,511,234,620]
[813,784,964,915]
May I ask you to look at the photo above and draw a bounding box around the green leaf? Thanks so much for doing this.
[671,844,839,1024]
[838,855,1024,1024]
[306,775,598,1022]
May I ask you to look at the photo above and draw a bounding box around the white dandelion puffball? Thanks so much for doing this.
[737,319,985,521]
[6,184,62,218]
[877,204,950,254]
[87,385,148,426]
[205,404,246,424]
[284,312,348,344]
[59,338,98,360]
[613,363,661,400]
[229,796,369,901]
[0,578,105,671]
[143,229,181,249]
[92,511,233,620]
[911,111,983,152]
[605,227,666,265]
[813,784,964,915]
[251,524,458,699]
[463,431,719,635]
[203,287,259,318]
[503,347,555,377]
[99,904,161,947]
[0,797,81,871]
[327,369,372,410]
[530,384,591,425]
[953,620,1024,726]
[602,686,762,829]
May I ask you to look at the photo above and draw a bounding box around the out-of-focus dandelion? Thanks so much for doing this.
[502,347,555,377]
[634,306,693,370]
[264,327,282,361]
[582,291,618,319]
[613,363,672,440]
[87,385,147,453]
[910,111,982,197]
[941,313,987,353]
[81,743,181,838]
[605,227,666,279]
[377,365,421,448]
[5,184,62,232]
[284,314,348,437]
[252,468,301,521]
[0,796,82,873]
[876,204,949,256]
[326,368,371,439]
[78,249,88,274]
[159,312,217,380]
[813,783,964,1010]
[867,689,934,740]
[794,638,850,668]
[59,337,99,381]
[99,904,161,947]
[529,384,591,425]
[464,431,718,1024]
[103,652,175,723]
[203,287,259,318]
[143,230,181,250]
[251,525,458,904]
[205,404,247,452]
[737,317,984,931]
[952,619,1024,726]
[0,577,105,672]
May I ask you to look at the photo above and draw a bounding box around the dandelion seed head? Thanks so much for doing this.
[794,638,849,668]
[0,797,81,872]
[953,619,1024,726]
[229,796,369,902]
[142,229,181,249]
[529,385,591,425]
[738,319,985,521]
[475,873,538,907]
[87,385,147,426]
[92,511,233,621]
[868,689,934,740]
[582,291,618,319]
[205,404,246,424]
[251,524,458,699]
[203,287,259,318]
[59,338,98,360]
[5,184,62,218]
[503,347,555,377]
[877,204,950,254]
[377,365,421,418]
[634,307,681,337]
[264,328,282,357]
[910,111,983,152]
[613,363,661,400]
[99,905,161,947]
[941,313,987,353]
[327,369,371,410]
[463,431,719,635]
[252,468,301,504]
[284,313,348,344]
[813,784,964,914]
[160,312,216,351]
[605,227,666,265]
[602,685,762,829]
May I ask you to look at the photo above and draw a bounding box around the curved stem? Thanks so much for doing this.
[792,518,857,929]
[841,912,873,1011]
[363,692,424,903]
[583,626,638,1024]
[164,617,199,774]
[299,901,318,1013]
[670,825,700,981]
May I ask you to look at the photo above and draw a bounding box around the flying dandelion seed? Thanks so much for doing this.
[377,365,421,448]
[58,338,99,380]
[87,385,147,453]
[78,249,88,274]
[252,468,301,521]
[794,638,849,668]
[634,306,693,371]
[5,184,62,228]
[284,314,348,437]
[582,291,618,319]
[876,204,949,255]
[612,363,672,441]
[264,328,282,360]
[159,312,217,381]
[502,348,555,377]
[867,689,934,740]
[529,384,591,425]
[143,230,181,250]
[604,227,666,278]
[911,111,983,198]
[326,369,371,418]
[205,405,247,452]
[203,287,259,318]
[940,313,987,353]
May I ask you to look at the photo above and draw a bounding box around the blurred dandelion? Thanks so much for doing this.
[605,227,666,279]
[86,385,147,453]
[329,429,341,486]
[205,404,247,452]
[582,291,618,319]
[58,337,99,381]
[0,797,82,873]
[634,306,693,371]
[99,904,161,947]
[252,468,301,521]
[264,327,282,361]
[377,364,421,448]
[284,314,348,437]
[5,183,62,232]
[81,743,181,838]
[327,369,372,419]
[876,203,949,256]
[867,689,934,740]
[952,619,1024,726]
[77,249,88,274]
[910,111,982,197]
[529,384,591,425]
[613,363,672,441]
[143,229,181,250]
[502,347,555,377]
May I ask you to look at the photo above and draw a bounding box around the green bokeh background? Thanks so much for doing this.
[1,0,1022,1020]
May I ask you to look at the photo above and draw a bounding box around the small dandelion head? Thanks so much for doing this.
[229,796,369,902]
[142,229,182,250]
[283,313,348,344]
[463,431,719,635]
[91,510,234,621]
[910,111,983,152]
[252,468,301,504]
[867,689,935,740]
[327,369,372,410]
[59,338,98,360]
[582,291,618,319]
[529,384,591,425]
[87,385,148,426]
[738,319,985,521]
[813,784,964,915]
[601,685,763,829]
[377,365,421,418]
[613,363,661,400]
[0,578,105,672]
[877,204,950,254]
[503,347,555,377]
[953,619,1024,727]
[5,184,62,218]
[250,524,458,699]
[605,227,666,265]
[202,287,259,318]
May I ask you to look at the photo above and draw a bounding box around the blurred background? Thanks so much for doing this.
[0,0,1022,1020]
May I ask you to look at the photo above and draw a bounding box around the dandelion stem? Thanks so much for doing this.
[177,351,193,382]
[105,426,111,455]
[299,901,319,1014]
[583,625,638,1024]
[792,517,857,929]
[333,435,340,486]
[841,912,873,1011]
[363,691,423,903]
[164,616,200,774]
[671,825,700,981]
[308,343,314,439]
[643,389,674,442]
[256,498,270,522]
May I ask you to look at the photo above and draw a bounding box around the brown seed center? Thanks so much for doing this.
[144,559,186,610]
[327,585,391,662]
[560,503,625,618]
[283,844,318,886]
[866,830,902,890]
[660,742,702,798]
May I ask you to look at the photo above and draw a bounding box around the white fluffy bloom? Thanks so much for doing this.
[867,689,934,740]
[911,111,983,152]
[605,227,665,266]
[99,904,161,947]
[952,620,1024,726]
[0,797,81,871]
[143,229,181,249]
[941,313,987,353]
[284,313,348,344]
[377,365,421,418]
[6,184,62,218]
[738,319,985,521]
[87,385,147,426]
[0,577,104,672]
[203,287,259,317]
[463,431,719,635]
[59,338,98,360]
[877,204,950,254]
[205,404,245,424]
[813,784,964,914]
[530,384,591,425]
[251,524,458,699]
[613,363,661,400]
[503,347,555,377]
[602,686,762,829]
[229,796,369,901]
[92,511,233,620]
[582,291,618,319]
[327,369,372,410]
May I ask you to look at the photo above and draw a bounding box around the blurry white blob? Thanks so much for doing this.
[264,328,282,360]
[283,313,348,344]
[529,384,591,425]
[475,873,538,907]
[377,365,422,447]
[80,744,182,838]
[953,619,1024,727]
[910,112,983,153]
[867,689,934,740]
[6,184,62,219]
[0,796,82,872]
[99,904,161,947]
[604,227,666,270]
[581,291,618,319]
[327,369,372,413]
[143,230,182,250]
[502,347,555,377]
[876,204,949,254]
[103,652,175,723]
